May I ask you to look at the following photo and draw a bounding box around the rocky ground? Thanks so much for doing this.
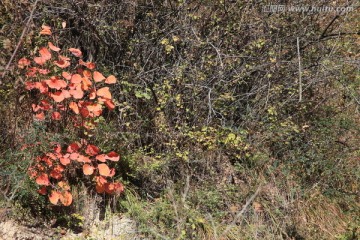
[0,208,142,240]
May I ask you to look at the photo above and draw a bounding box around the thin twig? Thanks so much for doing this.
[1,0,40,81]
[222,185,262,236]
[297,37,302,102]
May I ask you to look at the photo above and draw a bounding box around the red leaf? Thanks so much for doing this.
[83,164,94,175]
[106,151,120,161]
[109,168,115,177]
[54,55,71,68]
[50,169,62,180]
[32,104,42,112]
[85,144,100,156]
[96,183,105,193]
[54,143,61,153]
[51,112,61,120]
[69,48,82,57]
[98,163,111,177]
[36,173,50,186]
[38,186,47,195]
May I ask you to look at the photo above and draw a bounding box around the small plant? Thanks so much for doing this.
[18,25,124,206]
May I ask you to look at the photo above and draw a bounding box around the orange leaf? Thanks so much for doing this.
[79,59,95,70]
[48,42,61,51]
[89,88,96,99]
[45,76,67,89]
[93,71,105,82]
[105,99,115,110]
[71,74,82,84]
[106,151,120,161]
[35,81,48,93]
[113,182,124,194]
[18,57,31,69]
[36,173,50,186]
[69,48,82,57]
[105,75,117,84]
[83,164,94,175]
[69,87,84,99]
[51,112,61,120]
[69,102,79,114]
[60,156,71,165]
[87,103,102,117]
[38,68,50,74]
[98,163,111,177]
[34,56,47,65]
[77,154,91,163]
[81,77,93,90]
[35,112,45,121]
[40,25,52,35]
[85,144,100,156]
[58,181,70,191]
[39,47,52,60]
[70,152,79,160]
[54,59,70,68]
[96,175,108,185]
[32,104,42,112]
[60,191,73,206]
[97,87,112,99]
[62,71,72,80]
[96,154,107,162]
[26,67,38,77]
[51,91,65,102]
[49,191,61,205]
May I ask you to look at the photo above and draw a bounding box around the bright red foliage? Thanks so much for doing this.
[22,24,124,206]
